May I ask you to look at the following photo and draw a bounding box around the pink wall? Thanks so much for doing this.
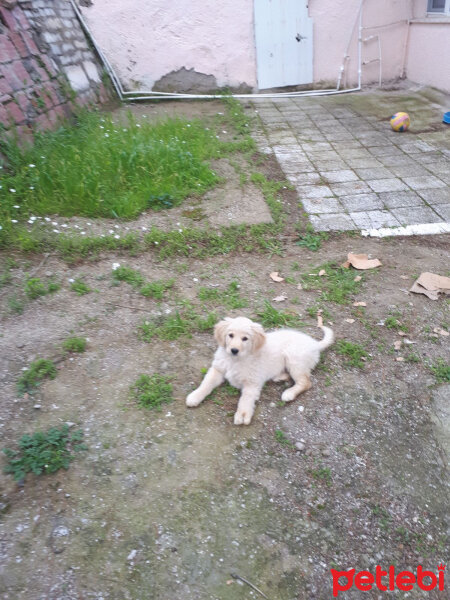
[80,0,257,91]
[80,1,450,94]
[309,0,410,87]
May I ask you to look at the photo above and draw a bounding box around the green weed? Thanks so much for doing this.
[112,266,145,288]
[71,279,91,295]
[385,312,408,332]
[139,305,217,341]
[274,429,293,447]
[7,294,24,314]
[301,262,363,305]
[429,358,450,383]
[24,277,59,299]
[140,279,174,299]
[310,466,332,486]
[17,358,57,394]
[335,340,368,368]
[3,424,86,481]
[63,336,87,353]
[130,374,173,410]
[257,300,304,329]
[296,229,328,251]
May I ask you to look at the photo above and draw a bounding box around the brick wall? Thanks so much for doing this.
[0,0,112,136]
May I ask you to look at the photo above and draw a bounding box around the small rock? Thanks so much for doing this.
[33,404,41,409]
[127,549,137,561]
[322,448,331,457]
[45,271,53,277]
[298,405,304,413]
[295,442,305,452]
[16,342,25,349]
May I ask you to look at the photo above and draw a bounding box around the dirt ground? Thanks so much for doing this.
[0,97,449,600]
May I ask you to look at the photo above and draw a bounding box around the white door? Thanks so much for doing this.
[254,0,313,89]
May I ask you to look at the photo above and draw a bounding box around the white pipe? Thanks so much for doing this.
[337,0,365,91]
[72,0,363,102]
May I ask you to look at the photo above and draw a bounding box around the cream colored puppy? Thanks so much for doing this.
[186,316,334,425]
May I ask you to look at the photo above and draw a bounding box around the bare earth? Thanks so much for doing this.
[0,93,449,600]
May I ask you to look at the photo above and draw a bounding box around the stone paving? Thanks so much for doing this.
[250,90,450,233]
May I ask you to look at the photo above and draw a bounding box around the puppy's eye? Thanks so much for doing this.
[242,336,248,341]
[228,333,234,338]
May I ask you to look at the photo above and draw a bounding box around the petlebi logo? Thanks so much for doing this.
[330,564,446,597]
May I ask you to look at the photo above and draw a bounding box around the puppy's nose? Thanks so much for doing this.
[231,348,239,355]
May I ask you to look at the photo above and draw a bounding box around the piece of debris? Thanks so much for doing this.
[317,314,324,327]
[394,340,402,351]
[297,283,303,290]
[342,253,382,270]
[353,301,367,307]
[270,271,284,283]
[433,327,449,337]
[354,275,362,282]
[398,331,407,337]
[272,295,287,302]
[409,272,450,300]
[127,549,137,561]
[396,357,405,362]
[318,269,326,276]
[345,318,355,324]
[295,442,306,451]
[400,275,409,280]
[230,573,269,599]
[226,580,234,585]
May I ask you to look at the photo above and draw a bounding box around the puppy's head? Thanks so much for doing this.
[214,317,266,358]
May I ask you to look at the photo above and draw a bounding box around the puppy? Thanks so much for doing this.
[186,316,334,425]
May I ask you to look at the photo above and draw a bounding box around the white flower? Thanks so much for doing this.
[29,186,34,190]
[11,219,18,223]
[9,188,16,193]
[52,221,58,226]
[114,234,120,239]
[104,133,109,138]
[136,124,141,128]
[81,231,86,235]
[112,263,120,270]
[52,229,59,233]
[68,278,74,283]
[109,229,114,234]
[62,224,68,228]
[28,164,36,168]
[13,205,20,208]
[0,225,2,230]
[154,241,159,245]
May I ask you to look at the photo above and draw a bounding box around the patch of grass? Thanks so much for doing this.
[3,424,86,482]
[24,277,59,299]
[296,225,328,251]
[139,304,217,341]
[112,265,145,288]
[140,278,174,299]
[221,95,254,137]
[71,279,91,295]
[274,429,293,447]
[199,280,248,310]
[310,466,332,486]
[17,358,57,394]
[209,381,240,405]
[306,304,332,320]
[301,262,363,305]
[130,374,173,410]
[385,312,408,333]
[429,358,450,383]
[257,300,304,329]
[63,336,87,353]
[7,294,24,314]
[405,352,421,364]
[335,340,368,368]
[0,270,12,288]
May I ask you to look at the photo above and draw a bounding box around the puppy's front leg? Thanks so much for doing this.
[234,386,261,425]
[186,367,224,407]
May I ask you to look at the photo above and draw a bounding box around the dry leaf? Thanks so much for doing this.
[354,275,362,282]
[353,301,367,307]
[346,253,382,270]
[297,283,303,290]
[398,331,407,337]
[341,260,351,269]
[409,272,450,300]
[270,271,284,283]
[317,314,323,327]
[396,357,405,362]
[394,340,402,351]
[433,327,449,337]
[400,275,409,280]
[226,580,234,585]
[273,295,287,302]
[345,318,355,324]
[361,357,367,361]
[318,269,326,276]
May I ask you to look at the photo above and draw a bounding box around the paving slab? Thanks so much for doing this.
[250,88,450,233]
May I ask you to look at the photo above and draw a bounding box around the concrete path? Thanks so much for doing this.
[251,89,450,234]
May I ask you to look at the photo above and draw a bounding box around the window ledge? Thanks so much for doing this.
[411,16,450,24]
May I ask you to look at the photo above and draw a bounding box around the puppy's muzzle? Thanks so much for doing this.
[231,348,239,355]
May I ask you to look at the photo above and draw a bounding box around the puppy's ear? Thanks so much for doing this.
[214,319,230,347]
[251,322,266,351]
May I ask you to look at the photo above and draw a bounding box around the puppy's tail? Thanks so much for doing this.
[316,326,334,350]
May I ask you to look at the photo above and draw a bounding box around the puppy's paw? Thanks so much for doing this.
[186,391,203,407]
[281,388,298,403]
[234,410,252,425]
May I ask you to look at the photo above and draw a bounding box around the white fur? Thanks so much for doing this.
[186,316,334,425]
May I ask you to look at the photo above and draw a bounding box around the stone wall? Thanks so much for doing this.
[0,0,112,136]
